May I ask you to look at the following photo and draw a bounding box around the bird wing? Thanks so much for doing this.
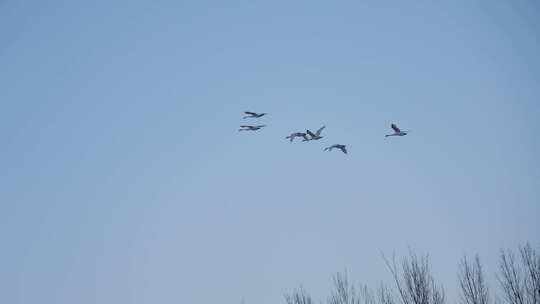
[340,146,347,154]
[391,124,401,133]
[255,125,266,128]
[240,125,251,128]
[315,126,326,136]
[306,130,316,137]
[244,112,257,115]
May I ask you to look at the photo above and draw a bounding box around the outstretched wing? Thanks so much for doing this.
[240,125,251,128]
[244,111,257,115]
[339,146,348,154]
[316,125,326,136]
[306,130,316,138]
[391,124,401,133]
[255,125,266,128]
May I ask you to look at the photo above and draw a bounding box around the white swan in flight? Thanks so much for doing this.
[385,124,408,137]
[239,125,266,131]
[243,111,268,119]
[306,126,325,140]
[286,132,309,142]
[324,144,347,154]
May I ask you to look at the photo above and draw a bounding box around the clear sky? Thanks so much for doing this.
[1,1,539,303]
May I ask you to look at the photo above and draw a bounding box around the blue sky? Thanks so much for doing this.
[1,1,539,303]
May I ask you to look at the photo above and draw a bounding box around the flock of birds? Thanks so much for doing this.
[238,111,408,154]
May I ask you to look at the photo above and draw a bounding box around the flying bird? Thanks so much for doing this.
[239,125,266,131]
[285,132,309,142]
[385,123,408,137]
[243,111,268,119]
[306,126,325,140]
[324,144,347,154]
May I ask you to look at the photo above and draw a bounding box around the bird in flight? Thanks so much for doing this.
[239,125,266,131]
[306,126,325,140]
[324,144,347,154]
[243,111,268,119]
[285,132,309,142]
[385,123,408,137]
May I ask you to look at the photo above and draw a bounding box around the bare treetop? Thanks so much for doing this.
[459,255,489,304]
[328,272,362,304]
[383,253,445,304]
[285,286,313,304]
[498,244,540,304]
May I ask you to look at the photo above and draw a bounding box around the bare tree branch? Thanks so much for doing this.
[378,282,396,304]
[328,272,362,304]
[383,252,445,304]
[285,286,313,304]
[459,254,489,304]
[498,249,525,304]
[498,244,540,304]
[520,244,540,304]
